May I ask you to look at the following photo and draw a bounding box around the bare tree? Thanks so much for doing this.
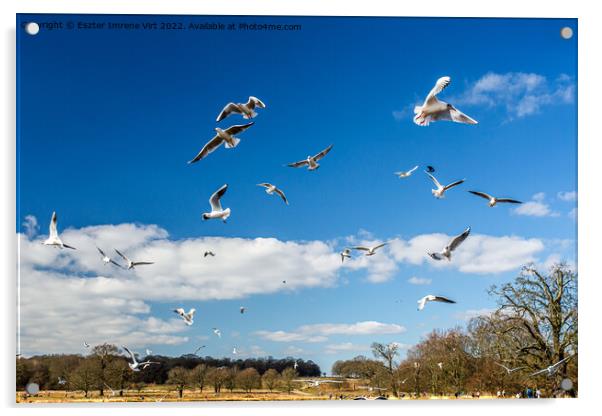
[189,363,209,393]
[237,368,261,393]
[280,367,297,393]
[167,367,189,398]
[262,369,279,392]
[371,342,400,396]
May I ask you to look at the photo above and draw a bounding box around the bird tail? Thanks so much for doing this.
[413,105,422,115]
[222,208,231,221]
[224,137,241,149]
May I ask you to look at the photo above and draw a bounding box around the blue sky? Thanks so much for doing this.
[17,14,577,373]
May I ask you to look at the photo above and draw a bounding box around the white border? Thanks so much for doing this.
[2,1,600,416]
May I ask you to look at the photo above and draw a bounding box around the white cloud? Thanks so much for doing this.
[455,72,575,120]
[453,308,495,322]
[22,215,39,239]
[513,193,559,217]
[407,276,432,285]
[568,207,577,220]
[255,321,406,343]
[324,342,369,355]
[557,191,577,202]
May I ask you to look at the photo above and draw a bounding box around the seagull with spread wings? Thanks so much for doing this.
[188,122,254,164]
[173,308,196,326]
[352,243,387,256]
[428,226,471,261]
[202,184,231,222]
[212,328,222,338]
[394,165,419,178]
[530,355,574,377]
[426,172,465,199]
[417,295,456,311]
[257,183,289,205]
[287,144,333,171]
[96,247,123,268]
[122,345,159,372]
[216,96,266,122]
[468,191,523,207]
[204,251,215,257]
[413,76,478,126]
[494,362,526,374]
[42,212,76,249]
[114,249,154,270]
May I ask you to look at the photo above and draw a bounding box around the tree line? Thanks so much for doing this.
[17,350,320,397]
[332,264,578,398]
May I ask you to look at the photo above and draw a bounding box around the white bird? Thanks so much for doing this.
[426,172,465,199]
[351,243,387,256]
[417,295,456,311]
[114,249,154,270]
[468,191,523,207]
[188,122,254,164]
[494,362,526,374]
[42,212,76,249]
[413,76,478,126]
[204,251,216,257]
[173,308,196,326]
[340,248,352,263]
[530,355,574,377]
[428,226,471,261]
[287,144,333,171]
[240,306,246,314]
[394,165,419,178]
[294,379,343,387]
[145,349,153,356]
[202,184,231,222]
[96,247,123,268]
[57,377,67,385]
[232,347,238,355]
[212,328,222,338]
[437,362,443,370]
[83,341,90,348]
[294,361,299,370]
[257,183,289,205]
[122,345,159,372]
[216,96,266,122]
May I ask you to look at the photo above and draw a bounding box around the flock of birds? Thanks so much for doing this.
[34,76,570,385]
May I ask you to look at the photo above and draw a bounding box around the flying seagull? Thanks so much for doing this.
[257,183,289,205]
[232,347,238,355]
[282,280,287,284]
[193,345,207,355]
[351,243,387,256]
[426,172,465,199]
[188,122,254,164]
[530,355,574,377]
[83,341,90,348]
[43,212,76,249]
[468,191,522,207]
[340,248,352,263]
[122,345,159,372]
[437,362,443,370]
[212,328,222,338]
[428,226,471,261]
[417,295,456,311]
[204,251,215,257]
[173,308,196,326]
[494,362,526,374]
[145,349,153,356]
[114,249,154,270]
[413,76,478,126]
[287,144,333,171]
[394,165,419,178]
[97,247,123,268]
[216,96,266,122]
[202,184,231,222]
[294,360,299,370]
[240,306,246,314]
[57,377,67,386]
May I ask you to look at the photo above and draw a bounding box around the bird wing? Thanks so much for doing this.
[209,184,228,211]
[433,296,456,304]
[494,362,510,372]
[351,246,370,252]
[257,183,272,188]
[425,172,443,189]
[109,259,124,268]
[408,165,419,174]
[114,249,130,263]
[274,187,289,205]
[216,102,242,122]
[313,144,333,161]
[552,355,573,368]
[443,179,465,191]
[49,211,58,238]
[530,368,548,376]
[449,107,478,124]
[425,76,451,105]
[496,198,523,204]
[429,252,445,261]
[372,242,387,251]
[122,345,136,362]
[188,308,196,318]
[132,261,154,266]
[448,227,471,251]
[469,191,493,201]
[97,247,106,257]
[225,122,254,135]
[62,243,77,250]
[188,134,224,164]
[247,96,266,109]
[287,159,309,168]
[417,297,427,310]
[174,308,185,317]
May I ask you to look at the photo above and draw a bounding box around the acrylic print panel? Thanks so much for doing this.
[16,14,577,403]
